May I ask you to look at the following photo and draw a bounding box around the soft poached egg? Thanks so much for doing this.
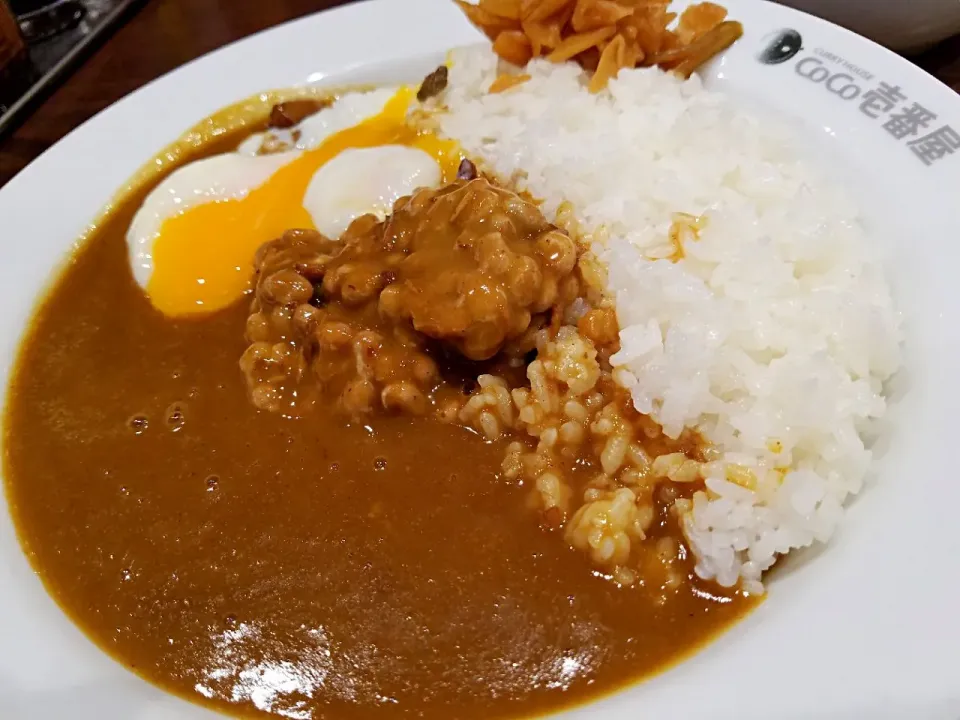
[127,86,460,317]
[303,145,441,239]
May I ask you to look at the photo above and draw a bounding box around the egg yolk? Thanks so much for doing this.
[147,87,462,316]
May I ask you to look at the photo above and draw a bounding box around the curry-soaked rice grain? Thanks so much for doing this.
[458,319,706,584]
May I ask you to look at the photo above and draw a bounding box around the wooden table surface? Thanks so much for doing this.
[2,0,960,188]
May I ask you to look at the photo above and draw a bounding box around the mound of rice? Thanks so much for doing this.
[437,46,901,593]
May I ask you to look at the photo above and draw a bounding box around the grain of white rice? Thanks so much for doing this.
[437,46,901,593]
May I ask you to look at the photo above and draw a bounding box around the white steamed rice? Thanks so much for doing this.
[437,46,901,593]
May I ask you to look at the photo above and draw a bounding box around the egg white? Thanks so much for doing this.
[303,146,441,238]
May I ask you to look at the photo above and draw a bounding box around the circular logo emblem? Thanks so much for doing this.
[757,29,803,65]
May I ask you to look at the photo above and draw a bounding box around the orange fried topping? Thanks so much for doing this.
[456,0,742,92]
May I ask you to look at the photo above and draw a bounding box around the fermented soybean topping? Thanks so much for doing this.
[267,98,331,128]
[416,65,449,101]
[241,177,579,416]
[4,120,754,720]
[457,157,478,180]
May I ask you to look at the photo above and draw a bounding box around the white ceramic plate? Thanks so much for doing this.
[1,1,958,718]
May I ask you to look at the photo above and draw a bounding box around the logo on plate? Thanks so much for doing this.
[757,29,803,65]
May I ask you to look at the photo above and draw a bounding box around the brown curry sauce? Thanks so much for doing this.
[3,120,755,719]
